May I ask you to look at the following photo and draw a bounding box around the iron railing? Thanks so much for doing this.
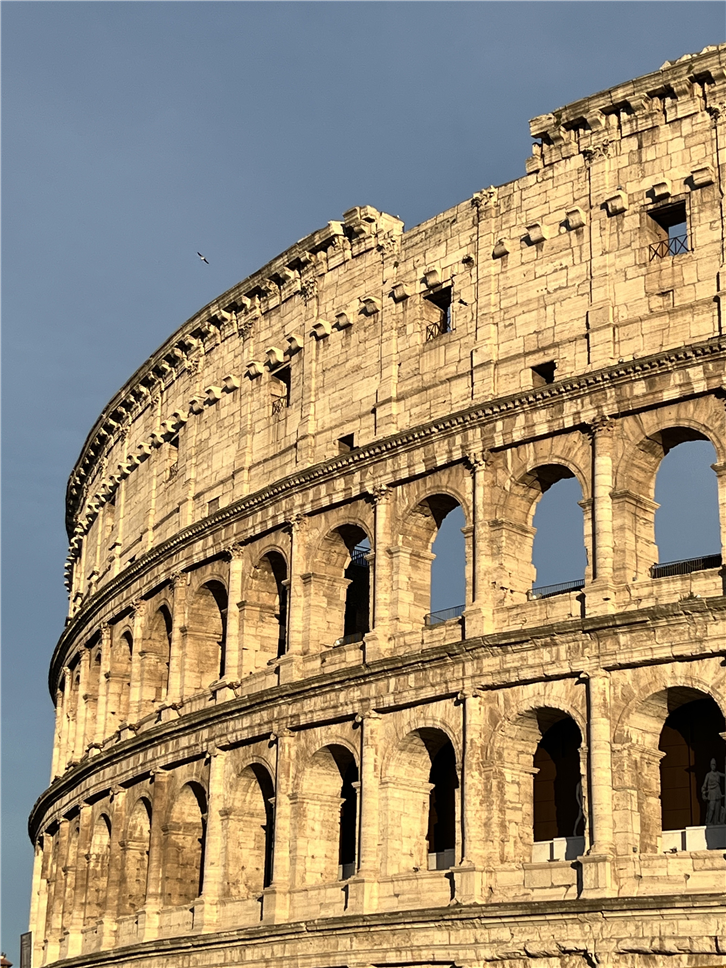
[271,397,288,415]
[650,554,721,579]
[530,578,585,600]
[349,544,371,567]
[649,234,688,260]
[424,603,465,627]
[425,312,453,342]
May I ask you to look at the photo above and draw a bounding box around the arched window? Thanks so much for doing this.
[660,695,725,839]
[121,798,151,915]
[530,470,586,598]
[84,814,111,923]
[107,631,132,730]
[312,525,370,648]
[163,783,207,907]
[223,762,275,897]
[533,716,584,856]
[382,727,458,874]
[653,436,720,574]
[402,494,466,628]
[240,552,288,671]
[427,738,458,869]
[184,581,227,694]
[429,504,466,623]
[140,605,172,711]
[294,744,359,885]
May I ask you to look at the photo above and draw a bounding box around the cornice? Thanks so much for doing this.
[32,594,726,841]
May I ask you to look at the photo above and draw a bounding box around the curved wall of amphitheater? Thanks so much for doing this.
[29,46,726,968]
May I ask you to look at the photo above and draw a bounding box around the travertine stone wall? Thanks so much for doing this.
[30,45,726,968]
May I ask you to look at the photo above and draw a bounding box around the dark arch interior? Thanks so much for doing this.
[202,581,228,677]
[248,763,275,887]
[659,696,726,830]
[427,739,458,866]
[338,525,370,642]
[533,715,584,842]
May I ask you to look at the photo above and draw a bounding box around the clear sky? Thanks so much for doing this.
[3,3,724,961]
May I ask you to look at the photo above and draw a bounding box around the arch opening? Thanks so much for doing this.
[533,714,584,856]
[121,797,152,915]
[659,695,725,845]
[653,436,720,576]
[162,783,207,907]
[294,744,359,885]
[184,581,228,693]
[402,494,466,628]
[529,468,586,598]
[141,605,172,711]
[83,814,111,924]
[313,524,370,648]
[223,762,275,898]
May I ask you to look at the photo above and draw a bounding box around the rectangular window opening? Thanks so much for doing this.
[208,497,220,515]
[532,361,557,387]
[649,201,688,259]
[270,365,291,415]
[424,286,453,341]
[338,434,355,454]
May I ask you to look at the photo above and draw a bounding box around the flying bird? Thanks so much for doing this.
[197,252,209,264]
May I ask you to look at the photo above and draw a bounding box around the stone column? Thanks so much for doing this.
[100,786,127,948]
[45,817,70,964]
[94,624,112,747]
[64,804,92,957]
[197,747,227,931]
[711,460,726,590]
[139,769,170,940]
[452,691,487,902]
[224,546,245,683]
[580,670,616,896]
[28,836,47,968]
[463,453,495,636]
[588,418,617,612]
[127,601,146,724]
[165,573,187,704]
[349,711,381,913]
[279,517,308,683]
[263,728,293,923]
[51,677,68,781]
[365,487,392,661]
[72,647,92,761]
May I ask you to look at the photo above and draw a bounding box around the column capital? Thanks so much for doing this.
[586,414,617,439]
[169,571,187,589]
[224,542,246,561]
[368,484,392,505]
[129,598,146,617]
[464,450,491,472]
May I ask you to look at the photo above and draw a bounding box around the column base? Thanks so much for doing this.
[137,905,161,941]
[191,898,218,932]
[451,860,486,904]
[463,606,494,638]
[276,654,301,685]
[584,580,618,615]
[346,873,379,914]
[362,631,387,663]
[578,851,616,897]
[261,885,290,923]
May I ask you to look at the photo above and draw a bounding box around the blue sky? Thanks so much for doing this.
[3,3,724,961]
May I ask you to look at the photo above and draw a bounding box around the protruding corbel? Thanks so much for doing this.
[422,267,440,288]
[604,190,628,216]
[246,361,265,379]
[204,385,223,404]
[565,207,586,230]
[359,296,380,316]
[525,222,547,245]
[334,311,352,329]
[265,347,285,368]
[286,333,304,354]
[311,319,332,339]
[390,282,410,303]
[492,239,510,259]
[222,374,240,392]
[189,395,205,414]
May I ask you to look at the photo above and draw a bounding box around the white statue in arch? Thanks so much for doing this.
[701,758,725,826]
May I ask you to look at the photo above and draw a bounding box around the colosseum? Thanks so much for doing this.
[27,44,726,968]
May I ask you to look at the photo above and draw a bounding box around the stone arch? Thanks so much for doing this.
[121,797,152,915]
[239,549,289,672]
[381,726,459,875]
[491,459,589,603]
[614,683,726,852]
[106,628,133,731]
[63,815,82,932]
[396,492,470,629]
[140,604,172,713]
[488,701,585,864]
[83,813,111,923]
[162,782,207,907]
[613,405,726,581]
[291,743,359,886]
[182,580,228,695]
[222,758,275,898]
[83,635,103,747]
[307,523,371,651]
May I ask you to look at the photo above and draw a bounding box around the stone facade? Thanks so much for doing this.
[28,45,726,968]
